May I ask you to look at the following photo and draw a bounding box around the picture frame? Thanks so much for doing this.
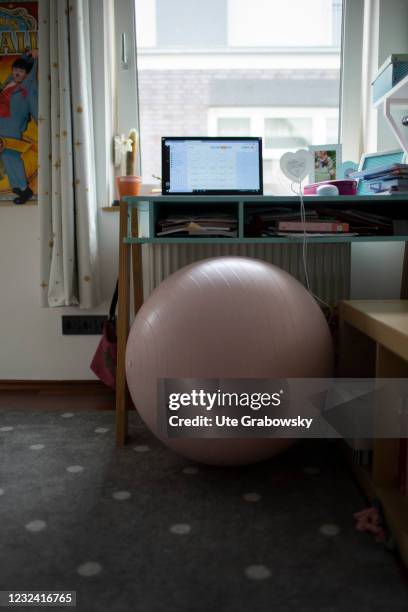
[338,160,359,179]
[308,144,342,184]
[357,149,406,195]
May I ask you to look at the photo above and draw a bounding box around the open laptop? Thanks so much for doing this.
[162,137,263,195]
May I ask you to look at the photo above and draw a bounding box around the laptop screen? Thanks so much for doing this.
[162,137,263,195]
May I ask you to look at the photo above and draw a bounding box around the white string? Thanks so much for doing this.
[290,181,333,313]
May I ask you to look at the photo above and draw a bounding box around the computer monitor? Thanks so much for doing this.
[161,137,263,195]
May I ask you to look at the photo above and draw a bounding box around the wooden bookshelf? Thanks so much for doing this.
[339,300,408,568]
[340,444,376,498]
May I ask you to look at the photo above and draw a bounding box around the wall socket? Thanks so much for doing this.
[62,315,108,335]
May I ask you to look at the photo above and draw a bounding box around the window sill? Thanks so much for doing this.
[102,206,120,212]
[0,201,37,208]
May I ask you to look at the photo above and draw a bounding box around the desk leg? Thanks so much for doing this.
[116,201,131,446]
[338,315,376,377]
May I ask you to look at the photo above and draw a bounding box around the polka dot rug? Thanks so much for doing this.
[0,410,407,612]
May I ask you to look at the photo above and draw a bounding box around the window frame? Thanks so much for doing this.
[118,0,356,179]
[208,106,339,158]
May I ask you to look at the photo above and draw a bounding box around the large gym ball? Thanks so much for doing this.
[126,257,333,465]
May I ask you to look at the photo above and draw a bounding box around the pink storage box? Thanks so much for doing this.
[303,179,357,196]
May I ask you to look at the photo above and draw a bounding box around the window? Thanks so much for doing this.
[135,0,343,191]
[156,0,227,47]
[228,0,338,47]
[264,118,313,149]
[217,118,251,137]
[209,106,338,184]
[326,117,339,144]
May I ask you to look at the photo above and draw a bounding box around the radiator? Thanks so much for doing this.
[141,243,350,305]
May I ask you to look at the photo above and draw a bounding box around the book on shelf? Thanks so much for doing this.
[277,221,350,233]
[263,230,358,238]
[350,163,408,180]
[156,215,237,237]
[317,208,392,234]
[247,207,319,221]
[156,226,236,237]
[157,213,236,225]
[344,438,373,466]
[374,188,408,196]
[369,178,408,192]
[353,446,373,467]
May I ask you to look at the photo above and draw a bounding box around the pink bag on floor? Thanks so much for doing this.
[90,282,118,389]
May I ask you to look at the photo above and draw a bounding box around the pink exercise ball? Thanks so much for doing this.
[126,257,333,465]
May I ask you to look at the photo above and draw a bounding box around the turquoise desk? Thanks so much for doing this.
[115,192,408,445]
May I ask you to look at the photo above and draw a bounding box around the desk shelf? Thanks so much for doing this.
[124,235,408,245]
[123,193,408,244]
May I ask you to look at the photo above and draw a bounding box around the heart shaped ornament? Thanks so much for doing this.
[280,149,314,183]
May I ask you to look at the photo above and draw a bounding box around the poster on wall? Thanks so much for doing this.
[0,1,37,206]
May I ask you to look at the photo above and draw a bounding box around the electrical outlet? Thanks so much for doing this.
[62,315,107,335]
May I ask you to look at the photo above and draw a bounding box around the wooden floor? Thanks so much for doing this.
[0,381,123,411]
[0,391,116,411]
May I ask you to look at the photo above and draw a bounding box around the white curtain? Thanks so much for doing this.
[38,0,100,308]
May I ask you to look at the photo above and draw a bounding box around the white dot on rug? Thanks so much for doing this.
[29,444,45,451]
[0,426,13,432]
[245,565,271,580]
[303,467,320,475]
[182,467,198,474]
[61,412,74,418]
[95,427,109,434]
[243,492,261,502]
[319,523,340,537]
[112,491,131,501]
[133,445,149,453]
[0,488,4,496]
[25,520,46,533]
[77,562,102,577]
[170,523,191,535]
[66,465,84,473]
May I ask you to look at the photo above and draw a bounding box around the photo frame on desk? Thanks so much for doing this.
[357,149,406,195]
[308,144,342,183]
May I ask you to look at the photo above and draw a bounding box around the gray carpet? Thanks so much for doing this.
[0,409,407,612]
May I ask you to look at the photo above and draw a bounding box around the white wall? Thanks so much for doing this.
[350,0,408,299]
[0,206,119,379]
[0,0,123,380]
[350,242,405,299]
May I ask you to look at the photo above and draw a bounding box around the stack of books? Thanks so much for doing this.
[350,163,408,194]
[246,207,354,237]
[319,208,393,235]
[156,213,237,237]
